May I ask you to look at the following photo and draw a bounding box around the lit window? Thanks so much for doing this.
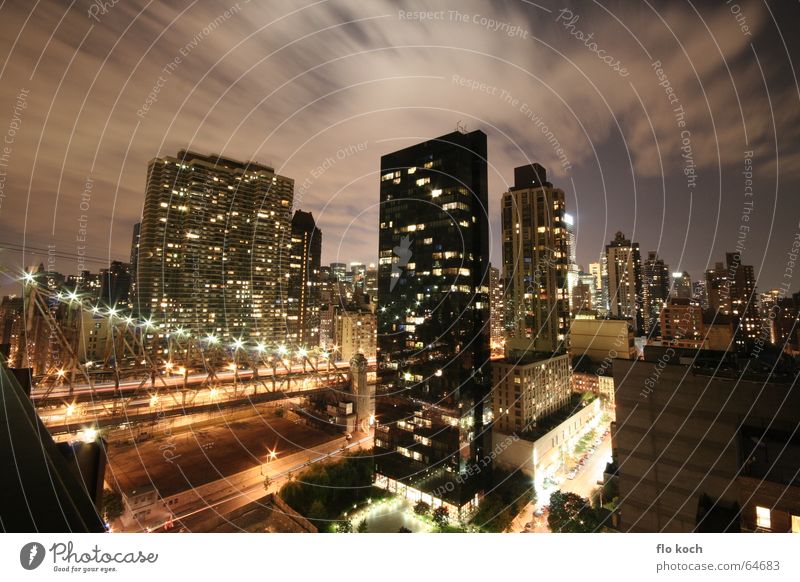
[792,515,800,533]
[756,506,771,529]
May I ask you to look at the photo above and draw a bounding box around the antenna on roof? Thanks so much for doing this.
[456,120,467,134]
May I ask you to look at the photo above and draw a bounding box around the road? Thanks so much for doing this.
[156,433,373,532]
[560,433,612,499]
[32,357,371,401]
[507,433,612,533]
[109,409,335,500]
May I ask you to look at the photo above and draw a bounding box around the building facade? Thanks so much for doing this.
[605,232,643,333]
[136,150,293,342]
[501,163,570,354]
[287,210,322,348]
[375,130,490,516]
[642,251,670,335]
[613,347,800,532]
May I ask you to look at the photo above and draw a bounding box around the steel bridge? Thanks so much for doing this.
[11,272,375,423]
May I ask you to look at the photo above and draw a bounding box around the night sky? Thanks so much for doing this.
[1,0,799,295]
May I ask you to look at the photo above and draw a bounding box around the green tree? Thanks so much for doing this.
[336,519,353,533]
[414,500,431,516]
[548,491,602,533]
[356,519,368,533]
[432,506,449,529]
[101,489,124,521]
[397,526,411,533]
[263,474,272,493]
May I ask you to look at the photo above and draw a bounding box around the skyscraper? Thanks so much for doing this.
[642,251,670,335]
[99,260,132,309]
[589,261,607,313]
[488,264,504,351]
[501,163,570,354]
[672,270,692,300]
[129,222,141,305]
[605,231,644,333]
[706,253,760,347]
[137,150,293,342]
[705,261,730,313]
[287,210,322,348]
[375,129,490,517]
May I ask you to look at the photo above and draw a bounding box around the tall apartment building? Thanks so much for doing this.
[491,352,571,434]
[489,264,505,350]
[99,260,132,309]
[129,222,141,304]
[365,263,378,302]
[491,165,574,463]
[605,232,643,333]
[333,307,377,360]
[706,253,760,347]
[642,251,670,335]
[375,129,490,517]
[287,210,321,348]
[137,150,293,342]
[589,261,607,314]
[501,163,570,354]
[671,270,692,300]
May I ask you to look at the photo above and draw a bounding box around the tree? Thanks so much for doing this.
[336,519,353,533]
[101,489,124,521]
[263,475,272,493]
[397,526,412,533]
[548,491,602,533]
[432,506,449,529]
[356,519,368,533]
[414,500,431,516]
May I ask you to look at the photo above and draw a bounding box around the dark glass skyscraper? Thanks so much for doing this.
[374,130,490,517]
[287,210,322,348]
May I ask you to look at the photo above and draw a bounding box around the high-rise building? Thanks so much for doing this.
[350,262,366,292]
[375,129,490,517]
[659,297,704,347]
[287,210,322,348]
[572,269,597,315]
[642,251,670,335]
[488,264,504,351]
[137,150,293,342]
[705,261,730,313]
[605,231,644,333]
[365,263,378,302]
[726,252,760,346]
[99,260,132,309]
[333,307,377,360]
[613,346,800,532]
[129,222,141,305]
[589,261,607,313]
[501,163,570,354]
[329,262,351,304]
[706,253,760,347]
[693,280,708,309]
[491,353,571,434]
[770,298,799,351]
[672,270,692,300]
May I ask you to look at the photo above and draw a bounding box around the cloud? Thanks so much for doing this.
[0,0,797,290]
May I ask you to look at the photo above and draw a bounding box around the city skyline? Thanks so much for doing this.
[1,1,800,296]
[2,0,800,550]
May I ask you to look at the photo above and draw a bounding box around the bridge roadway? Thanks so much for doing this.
[32,358,373,403]
[40,378,354,435]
